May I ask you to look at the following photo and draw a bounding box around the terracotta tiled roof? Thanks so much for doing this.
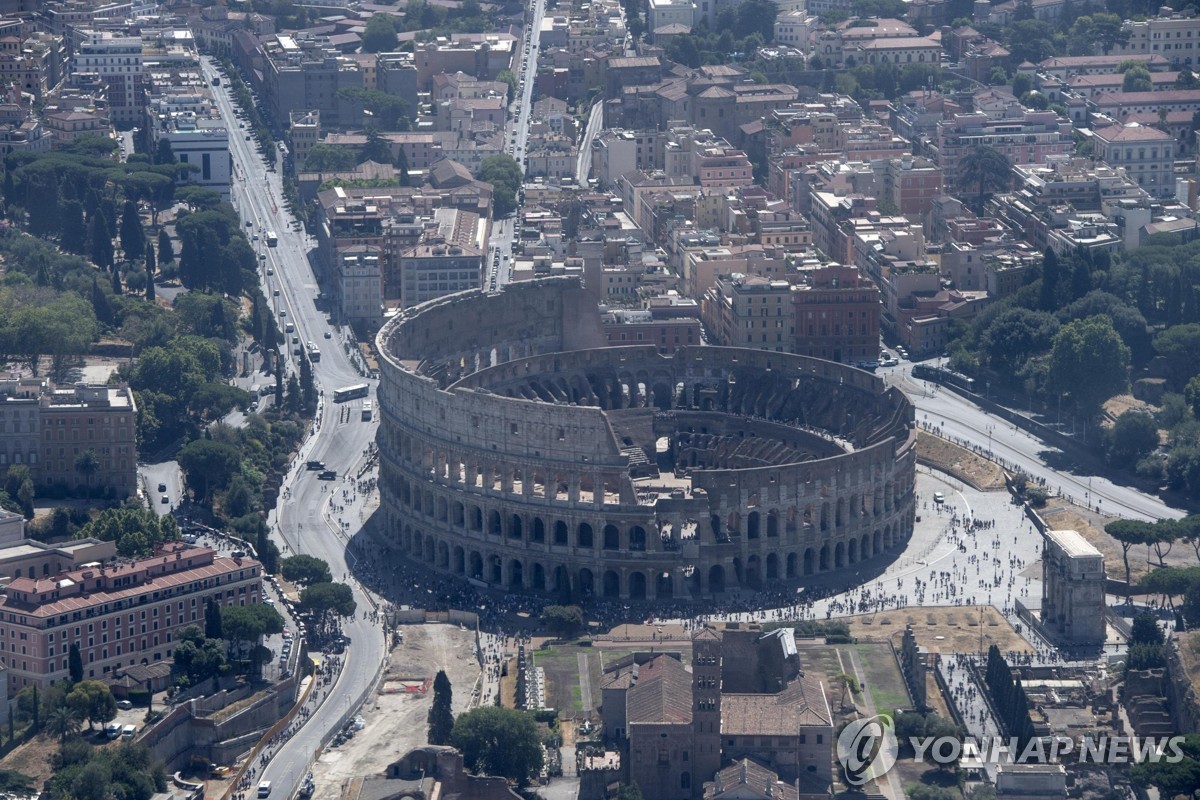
[721,673,831,734]
[627,654,692,725]
[704,759,798,800]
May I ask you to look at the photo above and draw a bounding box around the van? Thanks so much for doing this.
[258,782,272,798]
[105,722,121,740]
[121,724,135,740]
[306,461,325,471]
[285,322,295,333]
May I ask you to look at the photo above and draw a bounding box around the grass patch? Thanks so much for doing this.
[570,683,583,712]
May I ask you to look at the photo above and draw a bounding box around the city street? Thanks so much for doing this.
[204,57,387,800]
[485,0,546,290]
[886,362,1183,523]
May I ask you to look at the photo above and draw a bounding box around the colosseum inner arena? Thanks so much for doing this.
[375,278,917,602]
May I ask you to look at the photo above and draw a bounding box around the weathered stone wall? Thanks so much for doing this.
[375,278,917,599]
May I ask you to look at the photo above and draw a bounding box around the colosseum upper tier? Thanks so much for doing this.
[376,278,917,601]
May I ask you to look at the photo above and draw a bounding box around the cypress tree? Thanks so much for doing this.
[68,642,83,683]
[1039,247,1059,311]
[427,670,454,744]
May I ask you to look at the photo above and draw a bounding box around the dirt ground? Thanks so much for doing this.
[0,733,56,787]
[309,624,481,800]
[916,432,1007,492]
[843,605,1034,656]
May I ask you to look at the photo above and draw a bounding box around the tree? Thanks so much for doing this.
[155,138,175,165]
[957,145,1012,212]
[205,597,223,640]
[119,199,144,262]
[299,581,356,623]
[1153,324,1200,389]
[1012,72,1032,98]
[157,228,174,263]
[1123,65,1153,92]
[144,240,156,302]
[362,13,399,52]
[66,681,116,730]
[68,642,83,683]
[980,308,1059,377]
[543,604,584,637]
[303,144,360,172]
[450,706,544,785]
[360,128,393,165]
[477,154,523,217]
[1047,315,1130,417]
[428,670,454,745]
[72,449,100,491]
[1188,376,1200,420]
[220,603,284,669]
[74,507,180,558]
[177,438,242,502]
[496,70,517,103]
[88,210,113,270]
[616,786,644,800]
[1107,411,1160,467]
[172,625,229,685]
[281,554,333,586]
[45,705,82,743]
[61,200,87,254]
[1107,519,1156,595]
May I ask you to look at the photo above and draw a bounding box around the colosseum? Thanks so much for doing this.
[376,278,917,601]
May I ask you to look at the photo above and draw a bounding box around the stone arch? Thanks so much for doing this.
[452,546,465,574]
[628,571,647,599]
[603,570,620,598]
[488,510,502,536]
[710,514,722,538]
[787,552,798,578]
[818,544,829,571]
[532,563,546,591]
[553,520,568,546]
[509,514,523,539]
[436,497,448,522]
[861,533,871,560]
[874,529,882,554]
[508,559,524,589]
[578,523,594,549]
[708,564,725,593]
[848,537,858,564]
[423,491,433,517]
[437,541,449,568]
[469,551,483,579]
[746,555,761,588]
[578,568,594,596]
[424,537,435,563]
[835,541,845,568]
[470,506,483,531]
[452,502,465,527]
[629,525,647,551]
[532,518,546,543]
[836,498,845,528]
[490,555,502,584]
[747,511,760,540]
[554,565,570,596]
[603,524,620,550]
[656,570,674,598]
[766,553,779,581]
[820,503,829,532]
[767,511,779,537]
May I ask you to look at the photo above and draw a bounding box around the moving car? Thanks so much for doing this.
[318,470,337,481]
[157,482,167,492]
[161,494,170,505]
[933,492,945,504]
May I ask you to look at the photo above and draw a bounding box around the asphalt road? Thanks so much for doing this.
[887,360,1184,522]
[575,101,603,186]
[485,0,546,290]
[205,58,387,800]
[139,460,182,517]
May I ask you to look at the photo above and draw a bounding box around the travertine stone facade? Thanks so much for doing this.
[376,278,916,599]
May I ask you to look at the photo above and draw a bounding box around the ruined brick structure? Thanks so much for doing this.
[375,278,917,599]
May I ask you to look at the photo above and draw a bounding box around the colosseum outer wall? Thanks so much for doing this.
[375,278,917,600]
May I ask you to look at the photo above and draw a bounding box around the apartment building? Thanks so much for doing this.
[261,35,362,129]
[701,274,795,353]
[793,264,881,364]
[71,31,142,126]
[0,379,39,473]
[647,0,694,32]
[1115,10,1200,66]
[932,110,1073,186]
[337,246,383,330]
[38,385,137,498]
[399,239,483,309]
[1091,122,1175,199]
[0,543,262,692]
[601,308,702,354]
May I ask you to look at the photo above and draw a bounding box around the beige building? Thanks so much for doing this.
[1091,122,1175,199]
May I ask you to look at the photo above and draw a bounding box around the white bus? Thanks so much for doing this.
[266,231,278,247]
[361,400,373,421]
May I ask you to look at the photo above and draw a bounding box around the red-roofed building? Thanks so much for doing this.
[0,543,262,692]
[1091,122,1176,198]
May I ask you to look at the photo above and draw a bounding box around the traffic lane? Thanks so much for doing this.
[904,373,1180,521]
[140,461,182,516]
